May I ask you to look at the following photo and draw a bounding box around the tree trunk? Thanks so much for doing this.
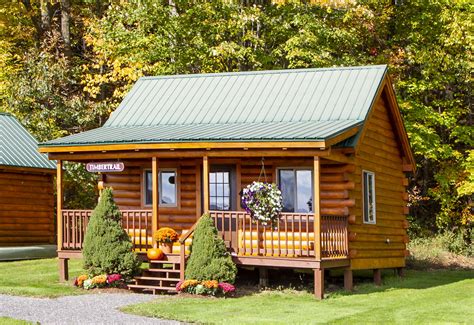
[61,0,71,56]
[40,0,51,32]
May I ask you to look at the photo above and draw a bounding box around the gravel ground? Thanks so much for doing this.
[0,293,181,325]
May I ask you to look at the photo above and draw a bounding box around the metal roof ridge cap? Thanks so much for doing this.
[138,65,389,81]
[95,118,364,128]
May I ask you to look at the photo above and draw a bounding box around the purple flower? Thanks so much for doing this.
[218,282,236,294]
[107,274,122,284]
[176,280,184,291]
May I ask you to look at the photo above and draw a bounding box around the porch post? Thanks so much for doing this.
[56,160,63,251]
[203,155,209,213]
[313,156,321,261]
[152,157,159,241]
[56,160,68,282]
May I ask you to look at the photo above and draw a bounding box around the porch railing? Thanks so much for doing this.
[61,210,152,251]
[210,211,348,259]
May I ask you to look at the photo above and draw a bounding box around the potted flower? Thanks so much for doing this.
[154,227,179,253]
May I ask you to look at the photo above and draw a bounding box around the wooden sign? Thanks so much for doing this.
[86,162,124,173]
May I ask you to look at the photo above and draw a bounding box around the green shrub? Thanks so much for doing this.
[83,188,140,277]
[185,214,237,283]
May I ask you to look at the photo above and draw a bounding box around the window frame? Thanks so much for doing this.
[276,167,313,213]
[362,170,376,224]
[208,165,236,211]
[143,168,178,208]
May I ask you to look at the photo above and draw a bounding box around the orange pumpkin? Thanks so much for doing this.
[147,248,164,260]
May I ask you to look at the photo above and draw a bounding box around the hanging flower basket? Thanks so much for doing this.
[241,181,283,226]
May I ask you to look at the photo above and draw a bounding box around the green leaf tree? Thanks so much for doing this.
[83,188,140,277]
[185,214,237,283]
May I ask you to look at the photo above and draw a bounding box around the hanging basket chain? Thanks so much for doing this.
[258,157,267,183]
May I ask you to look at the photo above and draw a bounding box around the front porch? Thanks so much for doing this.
[54,152,355,298]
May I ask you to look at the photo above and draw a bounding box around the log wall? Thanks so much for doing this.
[0,169,55,246]
[103,159,200,231]
[348,92,409,270]
[102,157,354,234]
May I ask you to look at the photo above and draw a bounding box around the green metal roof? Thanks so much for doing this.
[42,65,387,147]
[0,113,56,170]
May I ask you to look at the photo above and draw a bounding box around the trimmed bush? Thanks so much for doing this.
[185,214,237,283]
[83,188,140,277]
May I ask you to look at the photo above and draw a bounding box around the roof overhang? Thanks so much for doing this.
[39,124,360,155]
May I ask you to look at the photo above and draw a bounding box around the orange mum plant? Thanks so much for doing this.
[154,227,179,243]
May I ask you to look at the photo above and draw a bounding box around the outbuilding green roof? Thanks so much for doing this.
[41,65,387,147]
[0,113,56,170]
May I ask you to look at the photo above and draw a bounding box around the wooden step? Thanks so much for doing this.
[148,268,180,273]
[135,276,180,282]
[128,284,177,293]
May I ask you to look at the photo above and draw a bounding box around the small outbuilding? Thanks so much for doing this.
[0,112,56,250]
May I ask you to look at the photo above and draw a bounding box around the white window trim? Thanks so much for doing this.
[362,170,376,224]
[276,167,313,213]
[143,168,178,208]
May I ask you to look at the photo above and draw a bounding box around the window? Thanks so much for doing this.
[363,171,376,224]
[209,170,232,210]
[278,169,313,213]
[144,169,177,207]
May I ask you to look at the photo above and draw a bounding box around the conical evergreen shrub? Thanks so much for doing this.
[83,188,140,277]
[185,214,237,283]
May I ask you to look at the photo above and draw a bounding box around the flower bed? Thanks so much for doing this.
[74,273,124,290]
[176,279,235,297]
[242,181,283,226]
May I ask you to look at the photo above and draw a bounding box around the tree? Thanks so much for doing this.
[185,214,237,283]
[83,188,140,277]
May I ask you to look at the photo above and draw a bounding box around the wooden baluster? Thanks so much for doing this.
[270,219,274,256]
[306,214,310,257]
[241,213,245,255]
[65,212,70,249]
[345,217,349,256]
[299,214,302,257]
[249,215,253,255]
[144,211,148,249]
[277,217,281,257]
[291,214,295,257]
[284,215,288,256]
[138,212,142,251]
[256,221,261,256]
[72,213,77,249]
[132,211,136,252]
[263,223,266,256]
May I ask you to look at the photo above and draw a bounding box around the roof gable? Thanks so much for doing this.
[0,113,56,170]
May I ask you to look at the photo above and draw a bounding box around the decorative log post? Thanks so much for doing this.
[313,156,321,261]
[374,269,382,286]
[56,160,68,282]
[203,156,209,213]
[344,269,353,291]
[56,160,63,250]
[314,268,324,299]
[152,157,159,246]
[313,156,324,299]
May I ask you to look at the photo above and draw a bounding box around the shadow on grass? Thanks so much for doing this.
[233,265,474,298]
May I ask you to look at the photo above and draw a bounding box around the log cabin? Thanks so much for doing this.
[0,113,56,247]
[39,65,415,298]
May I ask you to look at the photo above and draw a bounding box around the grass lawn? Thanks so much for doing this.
[123,269,474,324]
[0,317,31,325]
[0,258,84,298]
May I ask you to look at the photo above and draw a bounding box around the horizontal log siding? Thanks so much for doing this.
[349,94,408,270]
[0,170,55,246]
[103,159,199,231]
